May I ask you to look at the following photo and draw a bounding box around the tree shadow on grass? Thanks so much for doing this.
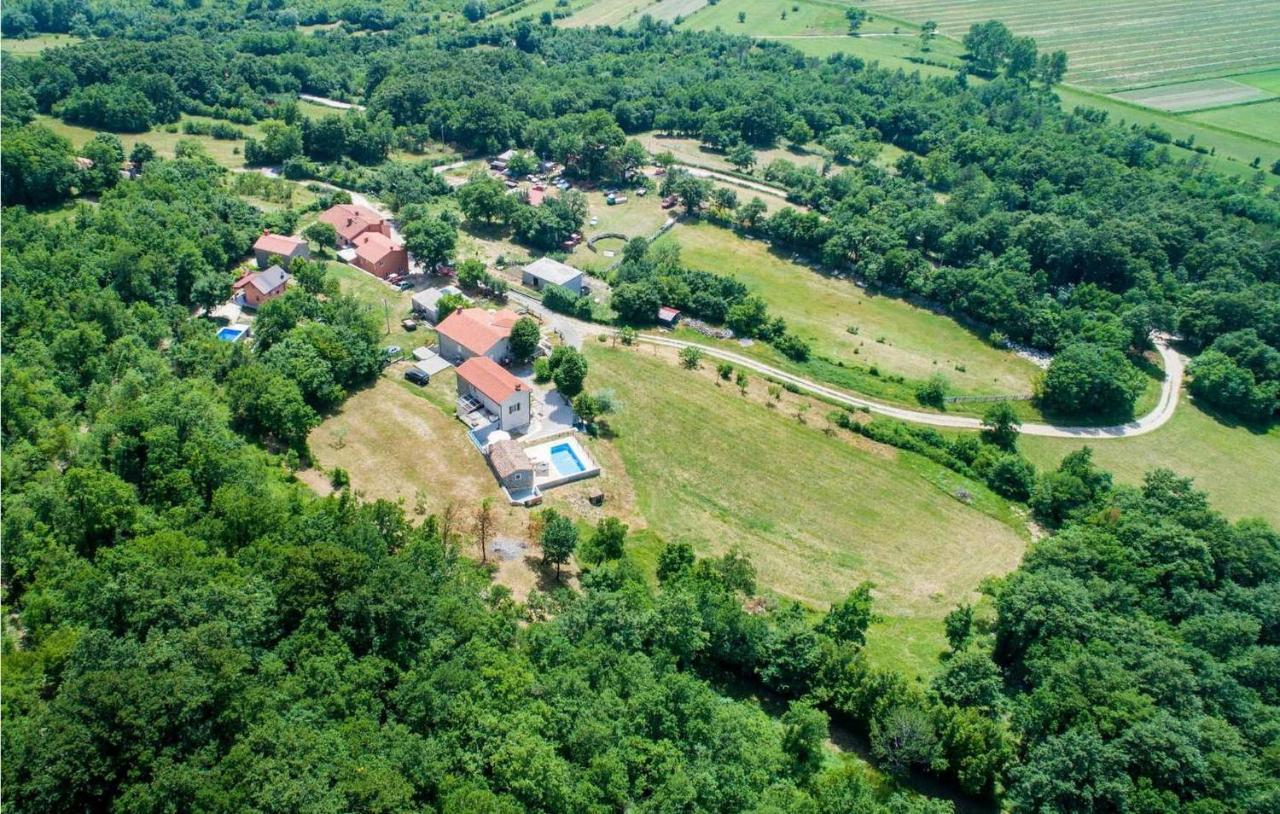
[1187,395,1278,436]
[523,554,572,594]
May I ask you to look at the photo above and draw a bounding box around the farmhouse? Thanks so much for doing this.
[436,307,520,363]
[351,231,408,278]
[411,285,468,323]
[233,264,290,307]
[487,438,535,494]
[252,232,309,268]
[455,356,531,432]
[522,257,585,294]
[319,203,391,246]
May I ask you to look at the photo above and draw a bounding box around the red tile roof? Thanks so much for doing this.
[456,356,526,404]
[436,308,520,356]
[254,233,306,256]
[353,231,402,265]
[319,203,386,243]
[658,306,681,322]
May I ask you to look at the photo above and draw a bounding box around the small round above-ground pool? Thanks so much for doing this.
[216,325,250,342]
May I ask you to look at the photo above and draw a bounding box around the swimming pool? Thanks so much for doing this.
[522,436,601,489]
[549,442,586,476]
[216,325,249,342]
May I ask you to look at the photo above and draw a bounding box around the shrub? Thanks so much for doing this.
[533,357,552,383]
[679,346,703,369]
[915,373,949,408]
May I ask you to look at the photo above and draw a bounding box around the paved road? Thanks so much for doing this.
[630,332,1186,439]
[509,291,591,350]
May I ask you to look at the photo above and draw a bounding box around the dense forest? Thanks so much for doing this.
[3,5,1280,811]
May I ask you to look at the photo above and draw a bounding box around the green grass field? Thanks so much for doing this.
[325,262,425,351]
[589,343,1028,676]
[662,221,1043,398]
[677,0,850,36]
[32,113,262,171]
[1020,397,1280,528]
[1186,100,1280,144]
[0,33,83,55]
[1239,68,1280,95]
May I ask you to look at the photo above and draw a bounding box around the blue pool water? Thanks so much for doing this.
[217,326,248,342]
[549,443,586,475]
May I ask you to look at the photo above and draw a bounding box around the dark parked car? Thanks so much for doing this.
[404,367,430,386]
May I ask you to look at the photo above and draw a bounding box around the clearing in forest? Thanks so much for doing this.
[659,221,1043,401]
[587,343,1027,661]
[1020,397,1280,529]
[31,113,263,171]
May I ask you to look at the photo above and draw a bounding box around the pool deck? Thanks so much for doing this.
[524,435,601,490]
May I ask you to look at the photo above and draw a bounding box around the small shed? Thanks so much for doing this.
[488,439,534,492]
[657,306,682,327]
[411,285,467,323]
[522,257,584,295]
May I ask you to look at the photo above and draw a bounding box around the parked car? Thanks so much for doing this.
[404,367,430,386]
[384,345,402,359]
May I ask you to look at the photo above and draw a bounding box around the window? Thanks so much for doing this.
[509,402,521,414]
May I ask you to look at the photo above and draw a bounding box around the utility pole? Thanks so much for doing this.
[383,297,390,335]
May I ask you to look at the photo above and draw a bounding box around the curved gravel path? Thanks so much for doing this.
[631,332,1185,439]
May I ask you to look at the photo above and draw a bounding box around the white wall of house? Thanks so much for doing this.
[460,379,530,431]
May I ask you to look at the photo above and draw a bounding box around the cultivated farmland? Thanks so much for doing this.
[857,0,1280,92]
[1112,78,1275,113]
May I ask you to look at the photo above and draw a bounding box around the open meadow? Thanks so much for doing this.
[1020,396,1280,529]
[661,221,1043,400]
[0,33,83,55]
[588,342,1029,674]
[32,113,262,171]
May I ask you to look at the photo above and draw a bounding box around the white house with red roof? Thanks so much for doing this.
[455,356,530,432]
[435,307,520,364]
[252,232,309,268]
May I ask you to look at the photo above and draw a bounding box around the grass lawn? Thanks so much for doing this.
[325,262,424,351]
[1020,396,1280,529]
[588,343,1028,675]
[566,189,675,273]
[33,113,262,171]
[0,33,83,55]
[638,132,827,177]
[677,0,851,37]
[1238,68,1280,95]
[303,374,520,527]
[1185,99,1280,145]
[660,221,1043,400]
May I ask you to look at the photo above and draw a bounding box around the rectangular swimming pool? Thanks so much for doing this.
[216,325,249,342]
[549,442,586,476]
